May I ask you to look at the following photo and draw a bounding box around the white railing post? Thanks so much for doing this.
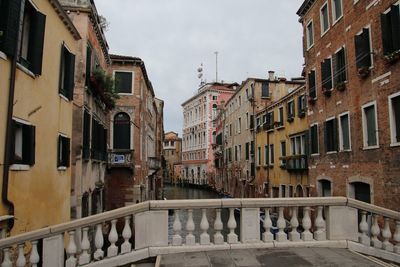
[394,220,400,254]
[79,227,90,265]
[1,247,12,267]
[301,206,313,241]
[66,231,77,267]
[29,241,40,267]
[382,217,393,252]
[289,207,300,241]
[107,219,119,257]
[262,208,273,242]
[359,210,370,246]
[16,244,26,267]
[227,208,238,244]
[213,209,224,245]
[172,210,182,246]
[371,214,382,249]
[121,216,132,254]
[200,209,210,245]
[276,207,287,242]
[186,209,195,245]
[314,206,326,241]
[94,224,104,260]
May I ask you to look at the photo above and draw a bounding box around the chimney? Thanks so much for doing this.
[268,71,275,81]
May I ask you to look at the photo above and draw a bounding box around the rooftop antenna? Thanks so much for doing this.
[197,63,204,86]
[214,51,219,83]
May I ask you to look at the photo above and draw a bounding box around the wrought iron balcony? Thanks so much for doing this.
[108,149,134,170]
[284,154,308,172]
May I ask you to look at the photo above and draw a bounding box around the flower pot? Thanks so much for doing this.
[335,83,346,91]
[357,67,370,78]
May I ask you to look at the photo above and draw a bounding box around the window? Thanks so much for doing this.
[320,2,330,35]
[113,113,130,150]
[389,93,400,145]
[321,58,333,91]
[381,4,400,56]
[261,82,269,97]
[115,71,133,94]
[92,119,107,160]
[278,107,284,127]
[212,96,217,100]
[280,141,286,167]
[339,112,351,151]
[324,118,338,152]
[11,120,35,166]
[333,47,347,86]
[245,142,250,160]
[310,124,319,154]
[269,144,274,165]
[257,147,261,166]
[82,110,91,159]
[306,20,314,49]
[266,111,274,129]
[85,45,92,87]
[332,0,343,22]
[287,100,295,121]
[58,135,70,168]
[355,28,372,70]
[264,145,268,165]
[308,70,317,99]
[235,146,238,161]
[0,1,21,56]
[298,95,306,117]
[59,44,76,100]
[238,117,242,133]
[319,180,332,197]
[362,102,378,148]
[238,145,242,161]
[290,134,306,155]
[246,112,249,129]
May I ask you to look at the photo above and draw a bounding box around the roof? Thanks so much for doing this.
[297,0,316,17]
[49,0,81,40]
[181,82,238,106]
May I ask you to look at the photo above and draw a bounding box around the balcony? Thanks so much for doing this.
[107,149,134,170]
[0,198,398,266]
[148,157,161,171]
[284,155,308,172]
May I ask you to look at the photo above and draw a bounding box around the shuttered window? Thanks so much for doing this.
[363,104,378,147]
[298,95,306,117]
[257,147,261,166]
[278,107,284,126]
[287,100,295,120]
[261,82,269,97]
[308,70,316,99]
[306,20,314,48]
[245,142,249,160]
[0,0,22,56]
[10,120,35,166]
[321,58,332,90]
[92,119,107,161]
[57,135,70,168]
[391,95,400,143]
[264,145,268,165]
[339,113,351,151]
[82,110,91,159]
[381,5,400,55]
[333,47,347,85]
[269,144,274,165]
[324,119,338,152]
[59,44,76,100]
[355,28,372,69]
[280,141,286,166]
[85,45,92,87]
[18,1,46,75]
[332,0,343,22]
[320,3,330,34]
[115,71,133,94]
[310,124,319,154]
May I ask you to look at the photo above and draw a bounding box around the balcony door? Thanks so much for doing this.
[113,112,131,149]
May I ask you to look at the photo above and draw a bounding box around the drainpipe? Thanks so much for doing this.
[249,83,256,185]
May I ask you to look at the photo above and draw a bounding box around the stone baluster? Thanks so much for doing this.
[358,211,370,246]
[16,244,26,267]
[172,210,182,246]
[79,227,90,265]
[301,207,313,241]
[1,247,12,267]
[186,209,195,245]
[227,208,238,244]
[107,219,118,257]
[200,209,210,245]
[382,217,394,252]
[66,231,77,267]
[29,240,40,267]
[276,207,287,242]
[314,206,326,241]
[121,216,132,254]
[289,207,300,241]
[94,224,104,260]
[371,214,382,249]
[262,208,273,242]
[394,221,400,254]
[213,209,224,245]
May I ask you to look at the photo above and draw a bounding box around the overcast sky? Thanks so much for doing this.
[95,0,305,135]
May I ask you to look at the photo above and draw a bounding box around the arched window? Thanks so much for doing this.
[113,112,131,149]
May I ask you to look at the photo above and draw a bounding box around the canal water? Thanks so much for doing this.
[163,184,240,241]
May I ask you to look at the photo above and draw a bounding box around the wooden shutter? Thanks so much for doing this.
[308,70,316,98]
[57,135,62,167]
[58,45,65,95]
[0,0,22,56]
[85,45,92,86]
[9,120,17,163]
[393,97,400,142]
[381,12,392,55]
[245,142,249,160]
[65,137,70,167]
[29,10,46,75]
[24,125,35,165]
[321,59,332,90]
[332,118,338,151]
[324,121,329,152]
[391,5,400,52]
[297,96,302,116]
[66,51,76,100]
[355,28,372,69]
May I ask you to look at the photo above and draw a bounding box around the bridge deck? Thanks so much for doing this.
[159,247,389,267]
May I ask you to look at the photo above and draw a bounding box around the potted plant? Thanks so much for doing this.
[90,68,119,110]
[335,81,346,91]
[307,96,316,105]
[383,50,400,64]
[357,66,370,78]
[322,87,332,97]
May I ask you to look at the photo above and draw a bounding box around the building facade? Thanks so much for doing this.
[0,0,80,235]
[297,0,400,210]
[163,131,182,184]
[181,82,237,185]
[255,85,309,198]
[60,0,112,219]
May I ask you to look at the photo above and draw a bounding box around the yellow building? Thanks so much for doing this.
[255,85,310,198]
[0,0,80,235]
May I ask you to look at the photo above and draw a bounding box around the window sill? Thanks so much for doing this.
[276,126,285,130]
[390,142,400,147]
[0,51,7,61]
[363,145,380,150]
[339,149,352,152]
[17,63,36,78]
[320,28,330,38]
[59,94,70,102]
[307,44,314,51]
[261,96,271,99]
[332,15,343,26]
[326,151,337,154]
[118,93,133,96]
[311,153,320,157]
[58,166,67,171]
[10,164,30,171]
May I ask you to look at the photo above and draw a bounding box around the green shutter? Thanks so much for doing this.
[0,0,22,56]
[29,10,46,75]
[381,12,392,55]
[332,118,338,151]
[57,135,62,167]
[85,45,92,86]
[66,52,75,100]
[390,5,400,51]
[393,97,400,142]
[58,45,65,95]
[9,120,17,163]
[24,124,35,165]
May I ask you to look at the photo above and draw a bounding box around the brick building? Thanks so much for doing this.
[163,131,182,184]
[297,0,400,210]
